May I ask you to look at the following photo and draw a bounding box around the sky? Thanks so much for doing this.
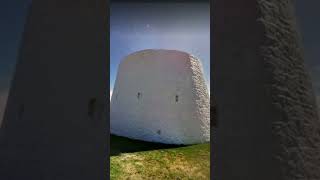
[294,1,320,99]
[0,1,319,121]
[110,2,210,97]
[0,1,31,122]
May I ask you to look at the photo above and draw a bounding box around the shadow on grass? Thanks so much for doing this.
[110,134,185,156]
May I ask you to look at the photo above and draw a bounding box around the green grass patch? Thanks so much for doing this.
[110,135,210,180]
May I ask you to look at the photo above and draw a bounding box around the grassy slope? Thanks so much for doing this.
[110,135,210,180]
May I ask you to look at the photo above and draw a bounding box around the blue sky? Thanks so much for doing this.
[110,2,210,96]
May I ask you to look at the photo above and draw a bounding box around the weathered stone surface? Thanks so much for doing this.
[213,0,320,179]
[111,49,210,144]
[259,1,320,179]
[0,0,108,179]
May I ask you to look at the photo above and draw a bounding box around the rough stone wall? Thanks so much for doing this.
[213,0,320,179]
[0,0,108,179]
[258,0,320,179]
[189,55,210,141]
[111,49,210,144]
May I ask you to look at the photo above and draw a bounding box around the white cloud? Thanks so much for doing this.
[110,90,113,101]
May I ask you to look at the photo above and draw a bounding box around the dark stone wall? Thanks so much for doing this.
[213,0,320,179]
[258,0,320,179]
[0,0,108,179]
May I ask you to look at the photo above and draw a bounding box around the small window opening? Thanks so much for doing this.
[137,92,141,99]
[88,98,97,118]
[175,95,179,102]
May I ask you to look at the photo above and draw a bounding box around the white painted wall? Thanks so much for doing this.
[111,49,210,144]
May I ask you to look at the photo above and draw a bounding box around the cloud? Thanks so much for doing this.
[110,90,113,101]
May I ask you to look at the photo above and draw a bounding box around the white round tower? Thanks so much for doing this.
[111,49,210,144]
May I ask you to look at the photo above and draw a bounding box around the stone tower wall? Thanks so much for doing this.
[111,49,210,144]
[0,1,108,179]
[213,0,320,179]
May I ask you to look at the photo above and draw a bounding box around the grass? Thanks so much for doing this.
[110,135,210,180]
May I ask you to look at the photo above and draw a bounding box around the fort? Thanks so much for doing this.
[111,49,210,144]
[0,0,319,179]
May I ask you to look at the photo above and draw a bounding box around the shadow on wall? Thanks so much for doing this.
[0,90,8,126]
[110,135,185,156]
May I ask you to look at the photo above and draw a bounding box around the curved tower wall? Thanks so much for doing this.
[111,49,210,145]
[213,0,320,179]
[0,1,108,179]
